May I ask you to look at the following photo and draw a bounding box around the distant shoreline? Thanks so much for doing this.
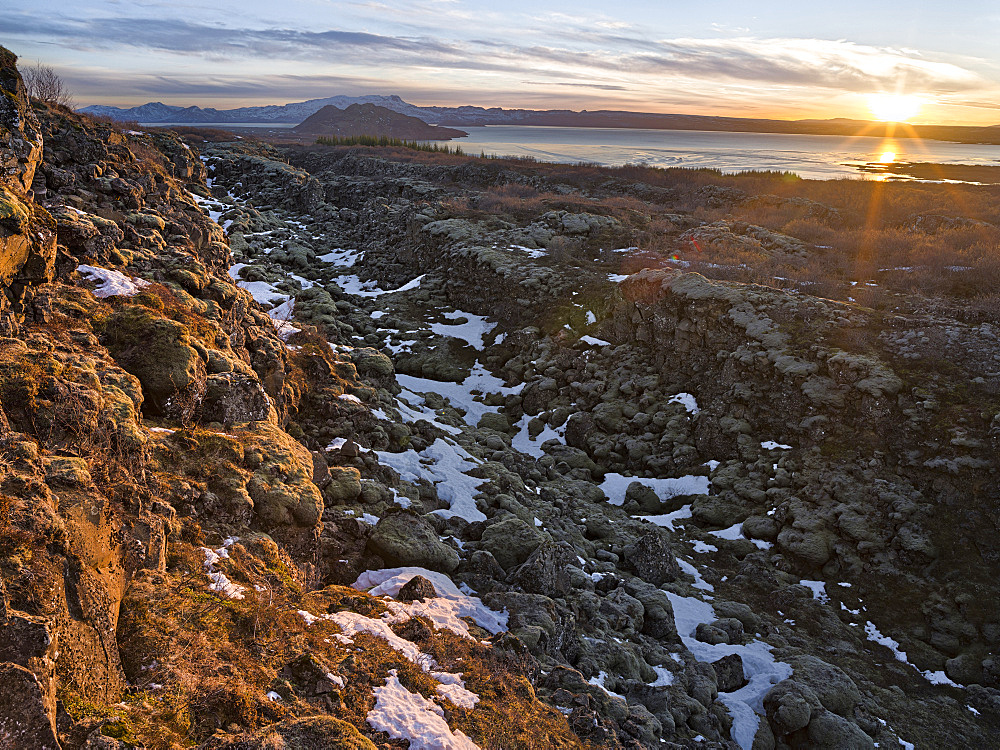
[140,119,1000,145]
[855,161,1000,183]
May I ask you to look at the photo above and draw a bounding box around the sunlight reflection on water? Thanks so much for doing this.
[455,126,1000,181]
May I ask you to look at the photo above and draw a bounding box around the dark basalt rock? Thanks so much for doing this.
[199,372,270,426]
[397,574,438,602]
[712,653,748,693]
[621,530,682,586]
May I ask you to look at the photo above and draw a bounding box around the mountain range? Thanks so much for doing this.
[80,95,1000,144]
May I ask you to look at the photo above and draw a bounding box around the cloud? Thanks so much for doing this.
[0,12,459,58]
[60,68,386,102]
[508,35,984,95]
[4,8,993,111]
[519,81,628,91]
[625,37,984,94]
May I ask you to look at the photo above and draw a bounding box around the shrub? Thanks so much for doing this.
[22,63,74,108]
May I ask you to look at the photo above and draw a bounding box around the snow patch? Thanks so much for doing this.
[635,504,693,532]
[650,666,675,687]
[237,278,290,306]
[376,439,486,523]
[429,309,497,351]
[800,580,829,604]
[601,473,710,506]
[397,363,521,429]
[366,671,480,750]
[668,392,700,414]
[512,414,567,458]
[335,273,425,298]
[667,592,793,750]
[709,522,773,550]
[77,265,150,298]
[760,440,792,450]
[510,244,547,258]
[354,567,508,635]
[864,621,964,687]
[587,671,626,701]
[200,539,246,600]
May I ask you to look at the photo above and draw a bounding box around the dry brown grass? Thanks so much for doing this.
[101,532,589,748]
[396,148,1000,309]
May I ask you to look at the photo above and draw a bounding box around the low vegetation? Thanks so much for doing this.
[316,134,466,155]
[406,148,1000,319]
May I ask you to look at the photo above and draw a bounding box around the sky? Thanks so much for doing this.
[3,0,1000,125]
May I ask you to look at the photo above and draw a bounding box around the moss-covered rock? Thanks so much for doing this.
[323,465,362,504]
[480,516,545,571]
[367,511,460,572]
[102,306,207,418]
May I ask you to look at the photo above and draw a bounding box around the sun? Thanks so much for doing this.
[868,93,923,123]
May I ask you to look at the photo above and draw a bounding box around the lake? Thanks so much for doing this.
[453,125,1000,181]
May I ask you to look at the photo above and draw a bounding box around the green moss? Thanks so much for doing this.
[100,305,204,415]
[0,46,17,70]
[0,188,29,231]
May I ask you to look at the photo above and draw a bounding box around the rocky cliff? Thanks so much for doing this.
[1,46,998,750]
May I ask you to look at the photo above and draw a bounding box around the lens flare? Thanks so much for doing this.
[868,94,923,123]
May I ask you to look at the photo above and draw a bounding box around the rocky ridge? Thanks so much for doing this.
[1,47,998,749]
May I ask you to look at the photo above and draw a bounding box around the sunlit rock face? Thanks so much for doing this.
[0,47,43,195]
[0,46,55,333]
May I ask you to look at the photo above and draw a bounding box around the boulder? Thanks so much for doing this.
[479,517,545,571]
[477,411,511,433]
[776,525,834,569]
[246,424,324,528]
[712,602,761,637]
[712,653,748,692]
[323,466,362,504]
[695,623,729,645]
[103,308,207,419]
[351,347,394,380]
[621,530,682,585]
[764,681,817,735]
[398,574,438,602]
[508,541,577,596]
[788,655,862,717]
[712,617,745,644]
[803,711,875,749]
[367,512,460,572]
[42,456,92,487]
[199,372,270,425]
[599,588,645,634]
[625,481,661,512]
[628,584,677,641]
